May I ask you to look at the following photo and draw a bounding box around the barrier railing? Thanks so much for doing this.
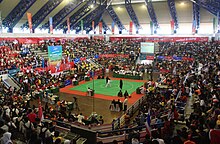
[112,94,147,130]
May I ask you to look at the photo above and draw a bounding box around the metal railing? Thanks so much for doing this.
[112,94,147,130]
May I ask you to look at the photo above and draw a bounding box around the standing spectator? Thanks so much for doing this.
[27,109,36,123]
[123,98,128,112]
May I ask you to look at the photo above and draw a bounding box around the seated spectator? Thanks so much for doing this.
[53,131,63,143]
[98,116,104,125]
[124,90,129,98]
[117,90,123,97]
[77,113,85,124]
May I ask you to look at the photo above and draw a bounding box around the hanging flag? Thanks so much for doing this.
[217,12,220,33]
[92,21,95,34]
[27,12,33,33]
[129,21,133,35]
[49,17,53,34]
[213,17,216,33]
[81,20,83,34]
[150,21,154,35]
[67,17,70,34]
[111,21,115,34]
[145,109,151,137]
[192,20,196,34]
[0,11,2,33]
[170,20,174,34]
[99,22,102,34]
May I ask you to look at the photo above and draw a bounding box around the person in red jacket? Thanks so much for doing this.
[209,116,220,144]
[27,109,37,123]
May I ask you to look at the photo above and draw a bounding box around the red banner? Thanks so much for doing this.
[146,56,154,60]
[99,54,129,58]
[182,57,194,61]
[129,21,133,35]
[109,36,209,42]
[99,22,102,34]
[67,17,70,34]
[27,12,32,33]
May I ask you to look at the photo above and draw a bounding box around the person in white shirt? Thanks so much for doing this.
[87,87,93,96]
[105,78,111,87]
[77,113,85,124]
[123,98,128,111]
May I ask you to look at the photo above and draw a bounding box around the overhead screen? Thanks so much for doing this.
[141,42,155,54]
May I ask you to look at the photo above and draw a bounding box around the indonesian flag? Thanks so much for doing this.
[38,99,44,121]
[145,109,151,137]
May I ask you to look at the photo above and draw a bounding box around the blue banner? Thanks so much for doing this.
[173,56,182,61]
[157,56,165,60]
[48,46,62,65]
[64,80,71,86]
[94,55,99,59]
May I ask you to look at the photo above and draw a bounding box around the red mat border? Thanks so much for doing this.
[60,77,146,104]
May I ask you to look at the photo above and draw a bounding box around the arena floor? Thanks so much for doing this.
[56,77,146,123]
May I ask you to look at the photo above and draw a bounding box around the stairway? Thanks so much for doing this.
[29,48,48,59]
[3,77,20,90]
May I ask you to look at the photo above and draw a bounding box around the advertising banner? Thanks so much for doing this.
[27,12,33,33]
[109,36,209,42]
[141,42,155,54]
[99,54,129,58]
[48,46,62,66]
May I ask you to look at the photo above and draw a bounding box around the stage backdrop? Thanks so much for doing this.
[48,45,62,66]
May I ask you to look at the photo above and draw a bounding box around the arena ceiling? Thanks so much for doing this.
[0,0,218,33]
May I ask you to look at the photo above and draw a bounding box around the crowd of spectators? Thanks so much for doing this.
[125,42,220,144]
[0,39,219,144]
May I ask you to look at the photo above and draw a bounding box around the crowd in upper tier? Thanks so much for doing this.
[0,39,219,144]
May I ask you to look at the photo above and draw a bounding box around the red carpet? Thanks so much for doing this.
[60,77,146,104]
